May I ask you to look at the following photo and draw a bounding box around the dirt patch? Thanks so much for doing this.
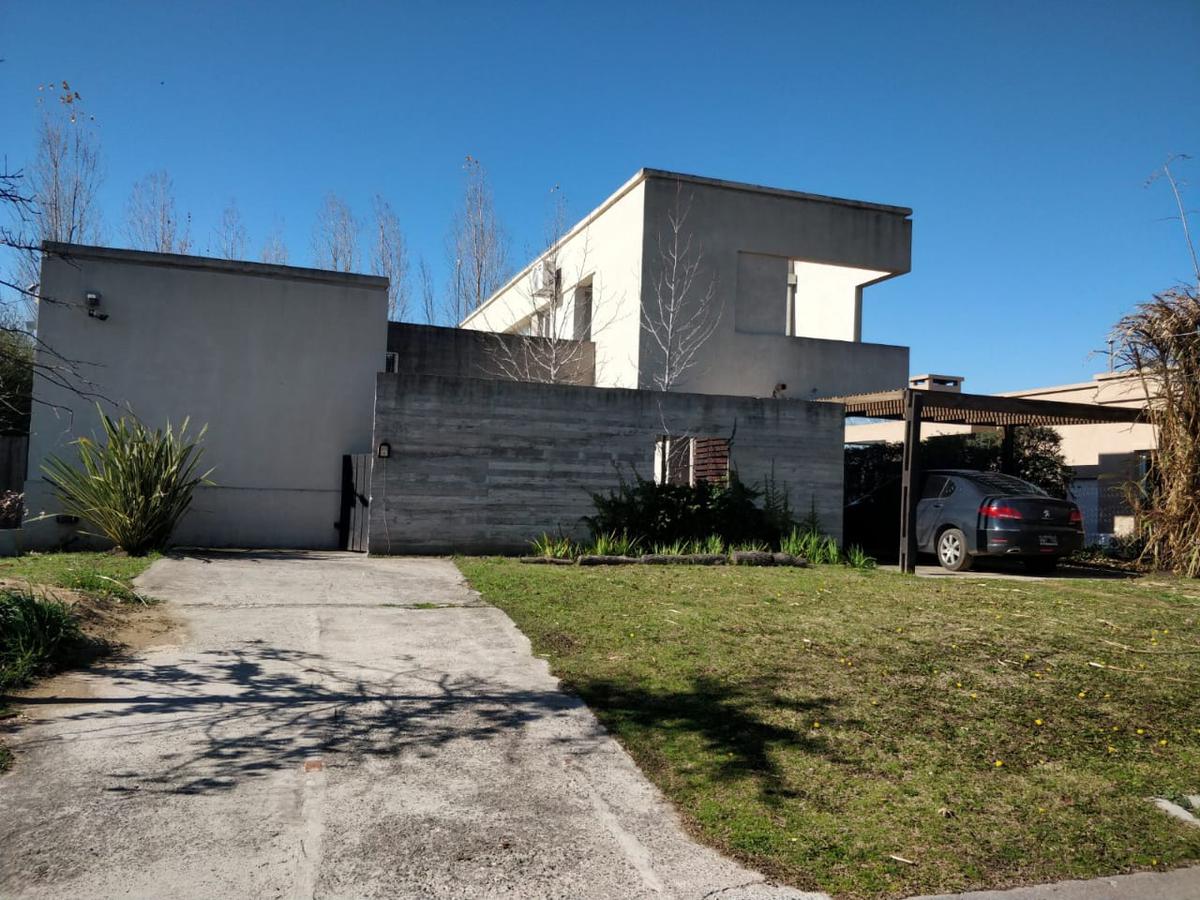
[0,577,184,671]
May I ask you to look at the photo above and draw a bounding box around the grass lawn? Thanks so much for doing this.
[0,551,158,602]
[458,559,1200,899]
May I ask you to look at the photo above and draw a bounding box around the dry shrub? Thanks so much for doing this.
[1112,287,1200,576]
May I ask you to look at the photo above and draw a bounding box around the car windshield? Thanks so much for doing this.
[965,472,1047,496]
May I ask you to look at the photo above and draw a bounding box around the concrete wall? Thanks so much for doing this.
[638,172,911,398]
[368,373,846,555]
[24,244,388,550]
[387,322,594,385]
[460,177,646,389]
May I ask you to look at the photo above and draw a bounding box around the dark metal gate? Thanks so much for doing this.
[338,453,371,552]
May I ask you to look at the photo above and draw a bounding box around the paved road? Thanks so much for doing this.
[0,552,817,900]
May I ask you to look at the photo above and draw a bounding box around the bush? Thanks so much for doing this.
[529,532,579,560]
[587,531,641,556]
[0,588,83,692]
[42,410,211,556]
[586,470,792,549]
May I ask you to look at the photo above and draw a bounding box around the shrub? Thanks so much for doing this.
[587,470,791,549]
[0,588,83,692]
[588,531,641,556]
[844,544,877,570]
[42,410,211,556]
[529,532,578,560]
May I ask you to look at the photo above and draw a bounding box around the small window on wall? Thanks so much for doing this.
[654,436,730,486]
[384,352,399,373]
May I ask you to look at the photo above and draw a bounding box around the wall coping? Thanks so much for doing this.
[42,242,390,291]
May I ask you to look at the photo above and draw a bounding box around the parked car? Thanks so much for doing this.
[844,469,1084,572]
[916,470,1083,571]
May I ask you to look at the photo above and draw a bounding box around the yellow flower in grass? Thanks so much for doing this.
[1137,728,1145,735]
[1159,739,1168,746]
[1107,746,1117,754]
[994,760,1004,767]
[1077,691,1087,699]
[812,721,821,729]
[1034,719,1044,726]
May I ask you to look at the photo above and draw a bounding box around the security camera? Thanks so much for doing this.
[771,382,788,399]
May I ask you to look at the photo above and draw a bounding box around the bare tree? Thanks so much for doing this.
[417,256,438,324]
[311,192,358,272]
[260,220,289,265]
[446,156,509,323]
[126,170,192,254]
[10,82,103,314]
[211,199,248,260]
[476,189,619,384]
[2,164,105,423]
[369,195,409,320]
[641,183,721,392]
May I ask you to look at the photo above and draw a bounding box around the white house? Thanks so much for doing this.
[461,168,913,401]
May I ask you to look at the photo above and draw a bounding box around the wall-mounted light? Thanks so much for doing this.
[377,442,391,459]
[85,291,108,321]
[772,382,788,399]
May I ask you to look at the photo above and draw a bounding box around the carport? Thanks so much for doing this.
[828,388,1145,573]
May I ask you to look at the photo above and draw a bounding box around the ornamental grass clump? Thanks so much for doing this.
[1113,287,1200,577]
[42,411,212,556]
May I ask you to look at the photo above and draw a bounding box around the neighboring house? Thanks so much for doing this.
[844,372,1157,541]
[460,168,912,401]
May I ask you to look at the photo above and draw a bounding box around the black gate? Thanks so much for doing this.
[338,453,371,552]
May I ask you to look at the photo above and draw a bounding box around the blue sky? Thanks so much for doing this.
[2,1,1197,392]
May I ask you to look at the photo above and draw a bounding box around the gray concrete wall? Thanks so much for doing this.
[24,243,388,550]
[387,322,594,385]
[638,172,910,398]
[369,373,845,554]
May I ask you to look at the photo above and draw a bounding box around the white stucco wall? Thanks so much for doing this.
[638,172,911,399]
[461,177,646,389]
[23,244,387,550]
[464,169,912,400]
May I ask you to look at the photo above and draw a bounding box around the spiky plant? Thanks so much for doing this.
[42,410,212,556]
[1112,288,1200,577]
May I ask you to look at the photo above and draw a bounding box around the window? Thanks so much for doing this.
[921,474,947,499]
[654,436,730,486]
[384,351,399,373]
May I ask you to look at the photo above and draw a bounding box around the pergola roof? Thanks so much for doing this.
[826,388,1145,427]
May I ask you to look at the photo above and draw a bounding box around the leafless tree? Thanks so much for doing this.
[641,182,721,392]
[9,82,103,315]
[260,220,290,265]
[446,156,508,323]
[369,195,409,320]
[476,189,619,384]
[311,192,358,272]
[126,170,192,254]
[2,163,106,424]
[211,199,248,260]
[417,256,438,324]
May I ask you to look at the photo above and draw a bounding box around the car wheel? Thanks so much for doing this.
[937,527,973,572]
[1024,557,1058,574]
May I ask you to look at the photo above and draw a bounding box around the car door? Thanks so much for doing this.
[915,474,947,550]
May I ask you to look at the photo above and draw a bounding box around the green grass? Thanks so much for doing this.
[0,551,158,602]
[0,587,87,694]
[457,560,1200,899]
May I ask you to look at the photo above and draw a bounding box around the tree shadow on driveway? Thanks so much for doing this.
[7,640,600,795]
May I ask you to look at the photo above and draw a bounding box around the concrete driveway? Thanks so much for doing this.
[0,552,817,900]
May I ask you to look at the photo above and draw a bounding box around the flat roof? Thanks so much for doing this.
[640,168,913,217]
[42,242,390,290]
[826,387,1145,427]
